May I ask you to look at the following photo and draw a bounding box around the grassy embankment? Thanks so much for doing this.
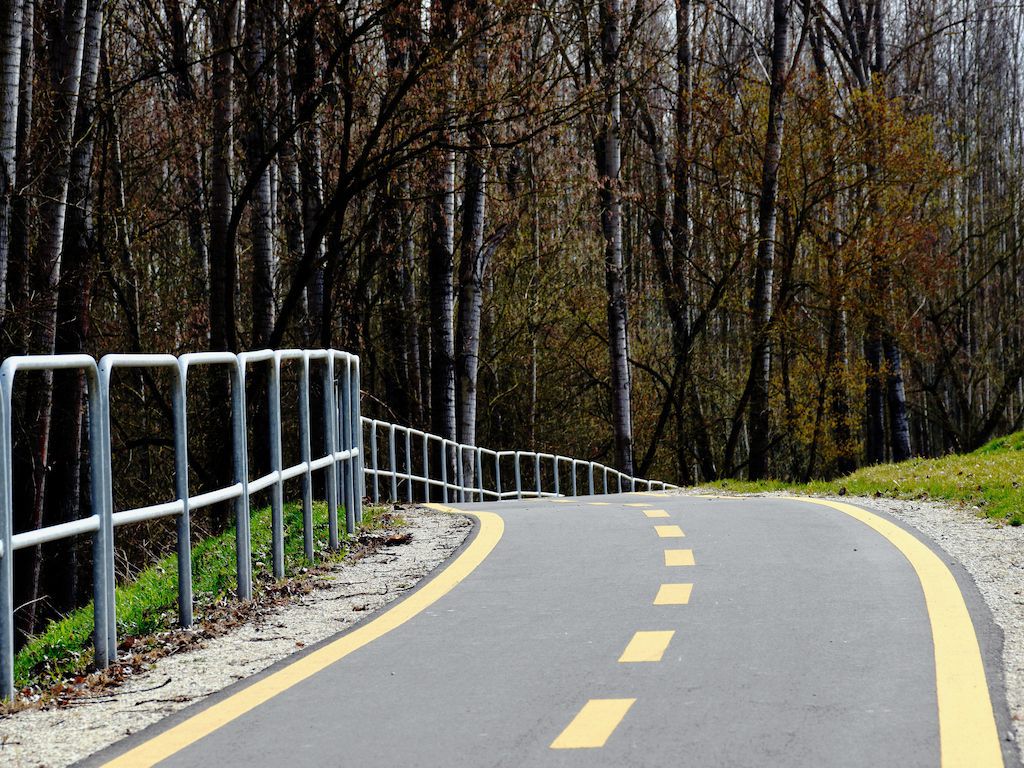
[708,431,1024,526]
[15,501,393,690]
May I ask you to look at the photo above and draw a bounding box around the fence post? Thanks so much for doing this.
[404,427,413,504]
[231,358,253,600]
[170,366,192,628]
[440,439,449,503]
[476,448,484,502]
[422,433,429,503]
[269,356,286,579]
[94,361,116,666]
[352,356,365,523]
[534,453,541,497]
[0,373,11,699]
[588,462,595,495]
[553,456,560,497]
[324,357,340,548]
[457,445,466,503]
[341,355,355,534]
[299,355,314,561]
[369,422,380,505]
[514,452,522,499]
[388,424,398,503]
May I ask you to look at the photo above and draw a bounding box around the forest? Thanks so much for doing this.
[0,0,1022,636]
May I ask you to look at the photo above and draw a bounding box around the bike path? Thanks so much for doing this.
[86,494,1013,767]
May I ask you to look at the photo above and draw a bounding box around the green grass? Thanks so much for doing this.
[14,501,392,691]
[708,431,1024,526]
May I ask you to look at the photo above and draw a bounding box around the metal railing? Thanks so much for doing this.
[0,349,363,699]
[363,418,674,504]
[0,347,673,700]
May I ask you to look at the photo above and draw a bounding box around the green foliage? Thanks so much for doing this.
[710,432,1024,526]
[14,502,391,690]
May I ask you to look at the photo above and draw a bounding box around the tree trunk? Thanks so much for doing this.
[5,0,31,339]
[456,0,491,456]
[401,172,423,426]
[208,0,238,353]
[42,0,102,615]
[885,335,912,461]
[426,0,456,443]
[864,332,886,463]
[807,11,855,476]
[0,0,23,318]
[597,0,633,475]
[245,0,275,348]
[746,0,789,480]
[15,0,89,636]
[204,0,238,531]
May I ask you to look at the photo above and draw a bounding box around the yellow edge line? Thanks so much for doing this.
[786,496,1003,768]
[102,504,503,768]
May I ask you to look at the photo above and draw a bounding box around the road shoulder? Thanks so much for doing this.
[0,508,473,768]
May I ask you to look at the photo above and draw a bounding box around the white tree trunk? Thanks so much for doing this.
[598,0,634,475]
[0,0,23,314]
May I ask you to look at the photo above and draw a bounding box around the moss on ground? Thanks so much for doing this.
[709,431,1024,526]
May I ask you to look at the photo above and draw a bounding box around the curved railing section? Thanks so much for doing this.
[0,348,672,699]
[363,418,674,504]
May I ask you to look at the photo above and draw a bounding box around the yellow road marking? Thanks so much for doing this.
[793,498,1003,768]
[654,583,693,605]
[550,699,636,749]
[624,502,652,507]
[550,498,572,503]
[101,505,503,768]
[644,509,670,518]
[654,524,685,538]
[618,631,675,662]
[588,501,611,506]
[664,549,695,566]
[634,491,669,497]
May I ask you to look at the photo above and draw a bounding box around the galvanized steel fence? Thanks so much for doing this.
[363,419,674,504]
[0,348,671,699]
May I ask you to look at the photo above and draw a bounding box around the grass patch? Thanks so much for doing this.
[14,501,392,691]
[708,432,1024,526]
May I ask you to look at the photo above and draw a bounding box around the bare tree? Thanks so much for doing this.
[0,0,23,315]
[597,0,634,475]
[426,0,457,442]
[747,0,793,480]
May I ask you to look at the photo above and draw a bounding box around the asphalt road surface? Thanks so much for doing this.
[87,493,1014,768]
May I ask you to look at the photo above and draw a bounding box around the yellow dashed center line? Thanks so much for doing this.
[618,631,675,662]
[664,549,695,566]
[654,583,693,605]
[550,699,636,749]
[552,503,692,752]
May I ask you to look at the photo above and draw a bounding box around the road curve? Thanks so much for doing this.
[84,494,1014,768]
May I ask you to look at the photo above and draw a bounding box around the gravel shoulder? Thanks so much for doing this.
[0,507,472,768]
[685,488,1024,766]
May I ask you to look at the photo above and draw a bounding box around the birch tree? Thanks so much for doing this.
[597,0,634,475]
[747,0,793,480]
